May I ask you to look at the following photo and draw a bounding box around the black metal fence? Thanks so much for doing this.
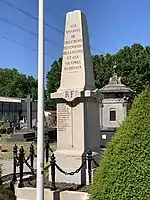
[9,142,99,190]
[11,143,36,188]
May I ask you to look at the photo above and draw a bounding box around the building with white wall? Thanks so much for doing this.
[98,64,135,147]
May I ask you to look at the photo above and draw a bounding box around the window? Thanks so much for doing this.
[110,110,116,121]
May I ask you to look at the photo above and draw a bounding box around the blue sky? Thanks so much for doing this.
[0,0,150,78]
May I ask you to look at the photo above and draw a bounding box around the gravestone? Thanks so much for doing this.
[50,10,100,184]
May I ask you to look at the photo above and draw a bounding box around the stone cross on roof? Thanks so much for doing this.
[99,62,134,93]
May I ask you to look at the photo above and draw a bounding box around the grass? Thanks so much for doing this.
[0,134,56,160]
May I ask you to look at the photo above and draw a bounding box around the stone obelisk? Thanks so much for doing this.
[50,10,100,184]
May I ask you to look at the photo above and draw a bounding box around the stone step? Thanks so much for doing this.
[15,187,89,200]
[17,199,28,200]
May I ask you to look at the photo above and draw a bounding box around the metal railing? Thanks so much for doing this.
[10,143,99,190]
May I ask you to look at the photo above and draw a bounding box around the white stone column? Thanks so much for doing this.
[50,10,100,185]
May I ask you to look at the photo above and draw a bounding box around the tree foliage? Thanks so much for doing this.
[90,87,150,200]
[46,58,62,94]
[0,68,37,99]
[1,43,150,110]
[46,43,150,100]
[46,58,62,108]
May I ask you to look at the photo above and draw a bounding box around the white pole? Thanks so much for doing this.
[36,0,44,200]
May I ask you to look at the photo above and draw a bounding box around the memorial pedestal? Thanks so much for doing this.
[50,89,100,184]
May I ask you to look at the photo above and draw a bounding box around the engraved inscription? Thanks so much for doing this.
[66,29,80,34]
[64,44,82,50]
[57,104,71,131]
[63,23,83,72]
[63,49,83,55]
[64,39,82,45]
[65,60,81,65]
[64,90,78,101]
[71,35,75,38]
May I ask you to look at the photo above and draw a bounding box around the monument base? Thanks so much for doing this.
[49,150,99,185]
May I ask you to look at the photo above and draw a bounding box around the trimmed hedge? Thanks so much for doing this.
[90,87,150,200]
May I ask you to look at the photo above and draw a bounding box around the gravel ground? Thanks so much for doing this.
[1,173,89,192]
[23,176,89,192]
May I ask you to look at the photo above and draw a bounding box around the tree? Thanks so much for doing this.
[0,68,37,98]
[46,43,150,100]
[115,44,150,93]
[46,58,62,108]
[93,53,115,89]
[90,87,150,200]
[46,58,62,95]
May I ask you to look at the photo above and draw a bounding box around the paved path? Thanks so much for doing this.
[0,158,37,175]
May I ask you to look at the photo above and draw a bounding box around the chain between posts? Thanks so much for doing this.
[55,161,86,176]
[49,148,100,190]
[92,158,99,167]
[11,143,100,190]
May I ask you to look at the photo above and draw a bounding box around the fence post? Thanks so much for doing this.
[0,162,2,185]
[50,153,56,191]
[30,143,34,174]
[18,146,24,188]
[9,180,15,193]
[87,148,92,184]
[45,140,49,163]
[12,144,18,182]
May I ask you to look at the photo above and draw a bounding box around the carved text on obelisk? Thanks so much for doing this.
[57,103,71,132]
[63,23,83,73]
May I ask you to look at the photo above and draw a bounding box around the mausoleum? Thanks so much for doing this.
[98,63,135,147]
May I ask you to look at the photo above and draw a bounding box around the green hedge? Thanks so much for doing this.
[90,87,150,200]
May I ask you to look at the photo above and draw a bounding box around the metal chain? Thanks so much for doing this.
[16,157,20,167]
[92,158,99,167]
[49,147,53,153]
[26,155,31,161]
[15,155,19,160]
[24,159,34,173]
[44,163,51,171]
[55,160,86,176]
[14,157,20,167]
[44,144,53,153]
[15,155,19,166]
[34,153,37,158]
